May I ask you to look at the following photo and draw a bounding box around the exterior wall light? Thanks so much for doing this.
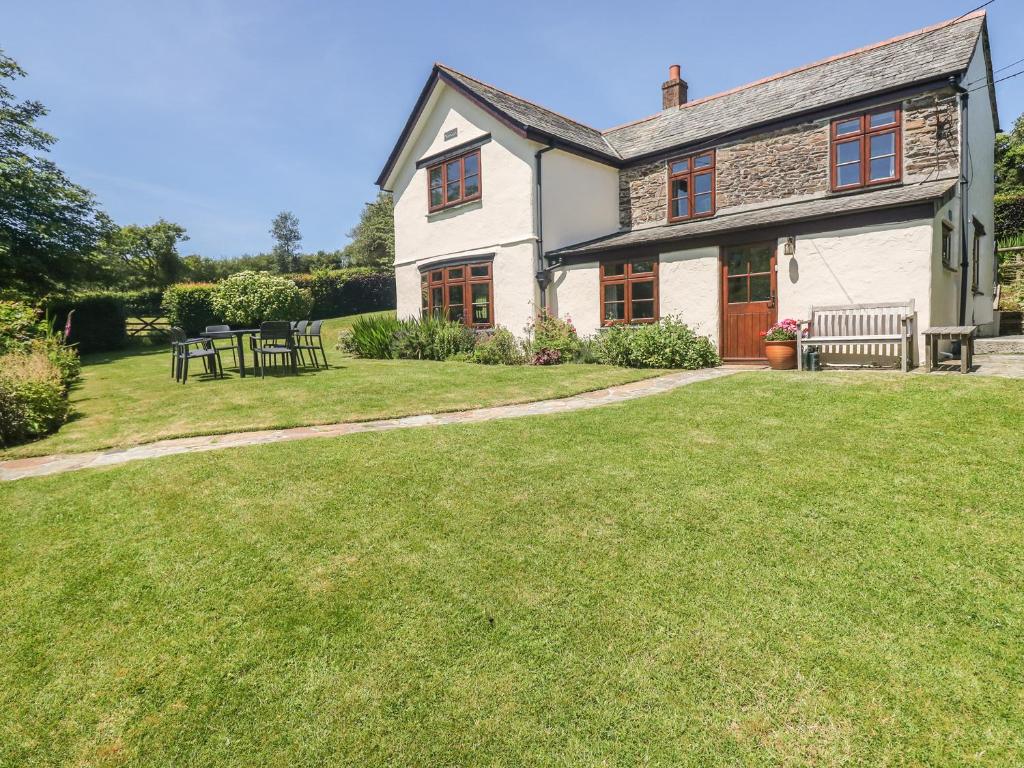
[784,236,796,256]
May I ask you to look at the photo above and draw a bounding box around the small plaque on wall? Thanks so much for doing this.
[444,128,458,141]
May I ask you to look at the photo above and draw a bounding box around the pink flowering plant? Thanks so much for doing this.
[760,318,801,342]
[525,309,581,364]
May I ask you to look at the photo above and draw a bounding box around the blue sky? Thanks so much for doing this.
[6,0,1023,258]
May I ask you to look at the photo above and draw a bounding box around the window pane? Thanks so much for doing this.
[837,162,861,187]
[631,280,654,300]
[421,282,428,311]
[869,110,897,128]
[470,264,489,277]
[448,304,465,322]
[430,186,443,207]
[869,132,895,158]
[463,153,479,174]
[836,118,860,136]
[727,276,747,303]
[869,156,895,181]
[748,246,772,274]
[603,262,625,277]
[837,139,860,164]
[471,283,490,324]
[694,192,712,214]
[604,302,625,322]
[431,287,443,307]
[726,251,746,276]
[464,174,480,197]
[603,283,625,303]
[694,153,713,169]
[446,181,461,201]
[631,300,655,320]
[631,260,654,274]
[430,271,443,282]
[429,167,442,186]
[446,159,461,182]
[694,172,712,194]
[669,159,689,174]
[447,267,463,279]
[673,197,690,218]
[448,283,463,308]
[750,274,771,302]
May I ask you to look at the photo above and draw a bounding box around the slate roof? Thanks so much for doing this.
[548,178,957,258]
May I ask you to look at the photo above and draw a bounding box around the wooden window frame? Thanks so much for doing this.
[420,260,493,328]
[427,149,482,213]
[830,106,902,192]
[667,151,716,223]
[940,220,955,270]
[971,227,982,294]
[599,258,659,326]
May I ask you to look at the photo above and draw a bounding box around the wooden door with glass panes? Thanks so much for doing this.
[720,243,777,361]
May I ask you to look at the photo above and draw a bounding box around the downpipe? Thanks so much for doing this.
[534,142,556,312]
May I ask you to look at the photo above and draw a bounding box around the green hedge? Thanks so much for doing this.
[162,283,220,335]
[290,269,396,318]
[996,193,1024,240]
[121,288,164,317]
[46,293,128,353]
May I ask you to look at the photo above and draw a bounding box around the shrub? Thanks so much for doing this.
[212,271,313,328]
[595,317,720,369]
[163,283,220,335]
[530,348,562,366]
[996,193,1024,240]
[0,300,47,354]
[46,292,128,353]
[291,268,397,317]
[394,315,475,361]
[472,327,527,365]
[526,310,580,363]
[121,288,165,317]
[339,313,402,358]
[0,347,70,447]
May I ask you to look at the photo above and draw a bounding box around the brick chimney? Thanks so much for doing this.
[662,64,688,109]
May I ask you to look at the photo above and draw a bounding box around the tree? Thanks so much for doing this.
[96,219,189,289]
[270,211,302,273]
[345,192,394,269]
[0,51,109,296]
[996,113,1024,197]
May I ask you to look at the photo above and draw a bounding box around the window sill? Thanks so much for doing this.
[942,262,958,272]
[827,180,902,198]
[426,198,482,220]
[598,321,659,330]
[666,213,715,226]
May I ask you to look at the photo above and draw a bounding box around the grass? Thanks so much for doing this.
[2,371,1023,766]
[0,312,662,458]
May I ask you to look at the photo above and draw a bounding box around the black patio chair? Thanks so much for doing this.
[290,320,313,368]
[204,324,237,367]
[251,321,297,378]
[294,319,328,369]
[169,327,223,384]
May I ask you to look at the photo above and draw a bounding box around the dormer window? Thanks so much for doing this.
[831,107,901,191]
[667,151,715,223]
[427,149,481,212]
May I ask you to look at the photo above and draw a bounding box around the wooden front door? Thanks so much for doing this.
[720,243,777,361]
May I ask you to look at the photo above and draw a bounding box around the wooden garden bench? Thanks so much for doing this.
[798,301,916,372]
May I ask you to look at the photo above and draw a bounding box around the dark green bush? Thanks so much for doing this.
[472,327,526,365]
[394,315,475,361]
[595,317,719,369]
[526,310,581,363]
[162,283,220,335]
[46,292,128,353]
[0,347,70,447]
[121,288,165,317]
[291,268,396,318]
[339,313,402,358]
[996,193,1024,239]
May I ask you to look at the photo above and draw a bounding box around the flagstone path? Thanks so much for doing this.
[0,367,741,482]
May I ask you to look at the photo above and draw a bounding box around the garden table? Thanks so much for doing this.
[200,328,259,377]
[923,325,977,374]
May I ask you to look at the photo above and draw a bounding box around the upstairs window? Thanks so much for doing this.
[667,151,715,222]
[600,258,658,325]
[427,149,481,212]
[831,107,901,191]
[971,217,985,294]
[421,260,492,328]
[941,221,955,270]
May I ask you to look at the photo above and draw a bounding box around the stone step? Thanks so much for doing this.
[976,335,1024,354]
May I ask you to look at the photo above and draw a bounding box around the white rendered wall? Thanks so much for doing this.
[541,151,619,253]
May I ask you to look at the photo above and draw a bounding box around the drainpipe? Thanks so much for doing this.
[534,141,556,312]
[952,75,970,327]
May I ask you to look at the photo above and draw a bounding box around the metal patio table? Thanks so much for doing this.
[200,328,259,377]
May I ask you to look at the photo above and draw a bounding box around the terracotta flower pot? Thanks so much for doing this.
[765,339,798,370]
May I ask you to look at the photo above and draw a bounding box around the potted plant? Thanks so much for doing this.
[761,318,801,370]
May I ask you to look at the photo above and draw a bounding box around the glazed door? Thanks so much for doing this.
[720,243,777,361]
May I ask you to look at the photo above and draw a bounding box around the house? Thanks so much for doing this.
[376,11,998,363]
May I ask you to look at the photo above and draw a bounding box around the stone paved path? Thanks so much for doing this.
[0,367,741,482]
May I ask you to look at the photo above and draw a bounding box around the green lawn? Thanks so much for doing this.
[2,372,1022,766]
[0,312,661,458]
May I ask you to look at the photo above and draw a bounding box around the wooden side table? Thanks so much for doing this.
[923,326,977,374]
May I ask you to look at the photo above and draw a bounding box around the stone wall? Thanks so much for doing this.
[617,87,960,229]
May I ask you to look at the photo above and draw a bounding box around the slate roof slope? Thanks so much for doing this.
[435,65,619,160]
[549,179,957,258]
[602,13,985,159]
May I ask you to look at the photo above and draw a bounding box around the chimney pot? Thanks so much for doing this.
[661,65,688,109]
